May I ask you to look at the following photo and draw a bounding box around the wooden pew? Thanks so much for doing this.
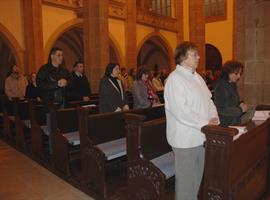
[77,105,165,199]
[156,91,164,103]
[201,112,270,199]
[66,100,99,109]
[255,104,270,111]
[123,113,174,200]
[29,101,49,159]
[13,99,31,150]
[49,105,99,176]
[0,95,3,136]
[1,95,15,141]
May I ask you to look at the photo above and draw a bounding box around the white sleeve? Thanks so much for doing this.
[165,77,209,130]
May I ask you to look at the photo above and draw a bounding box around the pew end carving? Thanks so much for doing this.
[124,113,172,200]
[29,100,47,160]
[78,107,107,198]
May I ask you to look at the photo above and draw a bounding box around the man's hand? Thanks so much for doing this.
[240,102,248,112]
[123,104,129,111]
[57,79,67,87]
[208,117,219,125]
[115,107,122,112]
[83,96,90,101]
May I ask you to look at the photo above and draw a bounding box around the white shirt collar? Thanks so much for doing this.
[176,64,196,76]
[75,71,83,77]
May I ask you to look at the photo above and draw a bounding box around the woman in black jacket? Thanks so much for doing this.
[214,60,248,126]
[99,63,129,113]
[25,72,41,101]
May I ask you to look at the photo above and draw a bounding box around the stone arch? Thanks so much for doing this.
[109,33,124,66]
[44,18,83,62]
[45,19,123,70]
[0,22,24,69]
[137,32,174,70]
[0,22,24,91]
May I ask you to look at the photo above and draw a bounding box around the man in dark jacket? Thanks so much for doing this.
[36,47,70,153]
[37,47,70,107]
[68,61,91,101]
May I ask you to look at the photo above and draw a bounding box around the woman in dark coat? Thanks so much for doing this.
[25,72,41,101]
[214,60,248,126]
[99,63,129,113]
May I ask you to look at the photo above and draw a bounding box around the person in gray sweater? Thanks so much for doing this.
[133,66,159,109]
[214,60,248,126]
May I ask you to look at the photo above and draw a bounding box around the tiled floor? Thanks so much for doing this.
[0,140,95,200]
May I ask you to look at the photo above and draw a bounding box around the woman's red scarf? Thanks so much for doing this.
[144,80,159,104]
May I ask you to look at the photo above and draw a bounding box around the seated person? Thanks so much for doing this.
[152,71,164,91]
[214,60,248,126]
[133,66,160,109]
[25,72,41,101]
[99,63,129,113]
[68,61,91,102]
[5,64,28,100]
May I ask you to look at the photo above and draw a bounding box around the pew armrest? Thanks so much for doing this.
[63,131,80,146]
[96,137,126,161]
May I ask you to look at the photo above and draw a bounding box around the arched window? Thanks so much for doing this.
[205,0,227,22]
[150,0,171,17]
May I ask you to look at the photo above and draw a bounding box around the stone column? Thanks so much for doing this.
[83,0,109,93]
[22,0,44,74]
[125,0,137,69]
[189,0,205,73]
[175,0,184,44]
[236,0,270,105]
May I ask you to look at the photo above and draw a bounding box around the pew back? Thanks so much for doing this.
[87,111,126,145]
[140,117,169,160]
[132,105,165,121]
[29,102,46,126]
[202,118,270,200]
[15,100,30,120]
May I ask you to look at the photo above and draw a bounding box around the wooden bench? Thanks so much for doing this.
[124,113,174,200]
[66,99,99,109]
[77,105,165,199]
[1,95,16,141]
[29,101,50,159]
[0,96,2,136]
[201,105,270,200]
[13,99,32,150]
[156,91,164,103]
[49,105,99,176]
[255,104,270,111]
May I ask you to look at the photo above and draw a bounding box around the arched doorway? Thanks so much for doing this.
[205,43,222,71]
[53,26,83,71]
[137,36,171,71]
[0,23,24,92]
[0,37,16,91]
[49,26,122,72]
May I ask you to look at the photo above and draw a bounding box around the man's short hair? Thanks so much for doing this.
[48,47,63,64]
[174,41,198,65]
[73,60,84,68]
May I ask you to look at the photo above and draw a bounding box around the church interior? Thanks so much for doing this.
[0,0,270,199]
